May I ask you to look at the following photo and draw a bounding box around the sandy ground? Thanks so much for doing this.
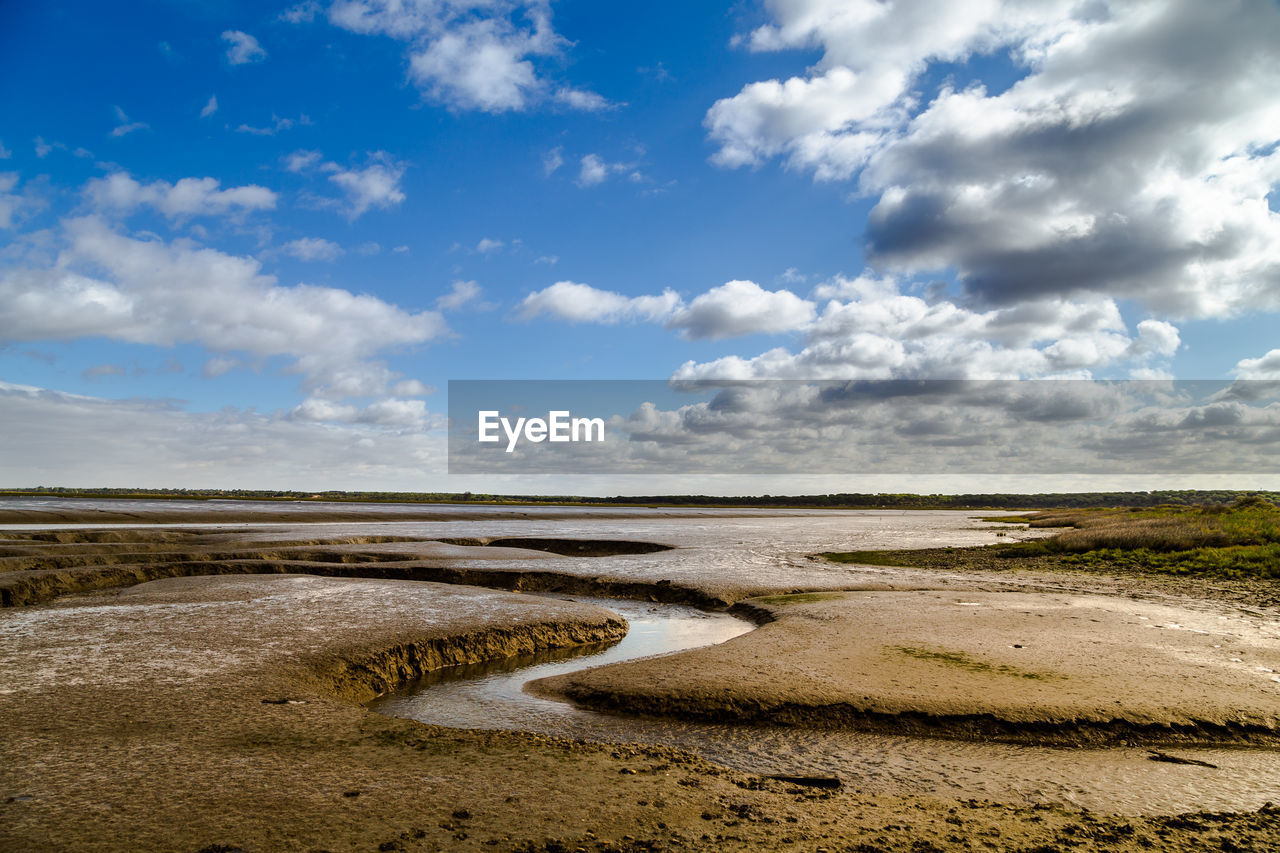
[538,590,1280,745]
[3,513,1280,850]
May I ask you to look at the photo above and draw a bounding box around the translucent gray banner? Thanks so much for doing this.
[447,379,1280,476]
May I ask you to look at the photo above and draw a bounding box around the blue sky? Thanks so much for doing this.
[2,0,1279,491]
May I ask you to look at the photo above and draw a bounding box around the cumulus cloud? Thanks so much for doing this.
[222,30,267,65]
[1235,349,1280,379]
[327,153,406,218]
[288,150,407,219]
[518,281,680,324]
[475,237,504,253]
[437,279,483,310]
[282,237,343,262]
[517,279,815,340]
[85,172,277,219]
[552,87,611,111]
[576,153,640,187]
[391,378,434,396]
[667,280,816,340]
[0,382,446,489]
[283,149,324,173]
[0,173,29,228]
[325,0,605,112]
[200,95,218,118]
[673,273,1181,380]
[201,356,241,378]
[0,216,447,400]
[449,378,1280,481]
[707,0,1280,318]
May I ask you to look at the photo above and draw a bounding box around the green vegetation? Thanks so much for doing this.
[752,592,848,606]
[824,497,1280,581]
[893,646,1055,680]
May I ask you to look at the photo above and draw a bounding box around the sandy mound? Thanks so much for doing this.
[537,590,1280,744]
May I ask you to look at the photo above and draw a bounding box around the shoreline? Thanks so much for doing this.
[4,518,1280,850]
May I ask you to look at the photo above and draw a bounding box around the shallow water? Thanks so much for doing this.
[375,593,1280,816]
[9,499,1280,815]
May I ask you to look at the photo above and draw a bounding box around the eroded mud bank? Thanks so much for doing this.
[5,510,1280,850]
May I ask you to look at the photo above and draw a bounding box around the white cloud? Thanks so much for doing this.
[552,87,611,111]
[407,18,546,112]
[673,273,1181,380]
[0,382,446,489]
[707,0,1280,318]
[222,30,267,65]
[437,279,482,310]
[34,137,52,158]
[85,172,277,219]
[280,1,321,23]
[542,146,563,175]
[518,280,681,324]
[0,216,447,400]
[577,154,608,187]
[1234,349,1280,379]
[201,356,241,378]
[200,95,218,118]
[282,237,343,262]
[235,114,308,135]
[283,149,324,173]
[575,153,639,188]
[327,0,600,113]
[110,106,149,138]
[0,140,11,159]
[667,280,816,340]
[326,153,406,219]
[475,237,504,253]
[518,279,816,340]
[0,173,25,228]
[289,395,441,428]
[391,378,434,396]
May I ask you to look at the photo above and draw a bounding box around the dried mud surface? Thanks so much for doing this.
[3,515,1280,851]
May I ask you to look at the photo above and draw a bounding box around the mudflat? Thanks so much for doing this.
[537,590,1280,745]
[3,508,1280,851]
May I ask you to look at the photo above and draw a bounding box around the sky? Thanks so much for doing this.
[1,0,1279,493]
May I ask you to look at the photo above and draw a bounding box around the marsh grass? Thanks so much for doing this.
[997,497,1280,579]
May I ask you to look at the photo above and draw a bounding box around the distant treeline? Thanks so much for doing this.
[2,486,1278,510]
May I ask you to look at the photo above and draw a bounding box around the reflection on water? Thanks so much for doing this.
[375,595,1280,817]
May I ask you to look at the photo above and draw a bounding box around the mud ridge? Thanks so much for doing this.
[1,555,724,609]
[437,537,674,556]
[544,688,1280,748]
[314,618,630,705]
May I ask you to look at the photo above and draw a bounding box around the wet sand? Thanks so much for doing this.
[3,506,1280,851]
[537,590,1280,745]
